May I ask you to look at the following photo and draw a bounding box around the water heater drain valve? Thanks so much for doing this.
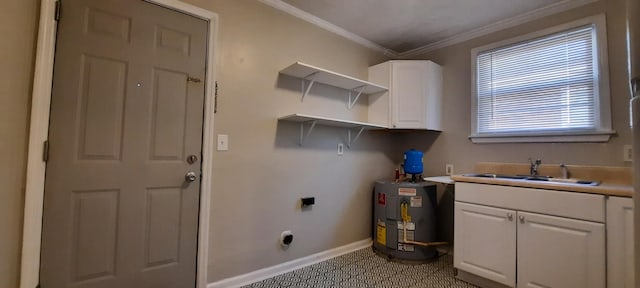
[280,230,293,246]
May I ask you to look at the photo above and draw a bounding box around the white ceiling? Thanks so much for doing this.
[264,0,593,57]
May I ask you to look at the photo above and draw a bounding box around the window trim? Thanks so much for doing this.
[470,14,614,143]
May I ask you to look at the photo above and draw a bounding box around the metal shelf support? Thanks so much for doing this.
[348,85,366,110]
[299,120,317,145]
[300,72,319,102]
[347,126,365,148]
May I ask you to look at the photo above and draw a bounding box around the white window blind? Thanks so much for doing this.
[476,25,598,134]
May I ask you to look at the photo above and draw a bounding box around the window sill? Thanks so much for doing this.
[469,130,616,143]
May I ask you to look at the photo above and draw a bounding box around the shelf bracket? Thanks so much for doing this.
[347,126,365,148]
[299,120,317,146]
[300,72,319,102]
[348,85,366,110]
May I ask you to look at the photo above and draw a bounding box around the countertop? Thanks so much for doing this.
[451,162,633,198]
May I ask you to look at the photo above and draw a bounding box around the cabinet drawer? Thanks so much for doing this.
[455,182,605,222]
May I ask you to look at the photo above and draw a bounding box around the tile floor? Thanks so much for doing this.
[242,247,479,287]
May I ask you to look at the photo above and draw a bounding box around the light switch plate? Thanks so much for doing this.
[217,134,228,151]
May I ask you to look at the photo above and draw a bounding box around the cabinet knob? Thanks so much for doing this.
[507,213,513,221]
[519,215,525,223]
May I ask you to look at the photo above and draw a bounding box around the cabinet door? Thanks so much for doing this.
[391,61,427,129]
[454,202,516,287]
[607,197,635,288]
[517,211,605,288]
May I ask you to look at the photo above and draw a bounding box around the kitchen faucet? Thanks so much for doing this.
[529,158,542,176]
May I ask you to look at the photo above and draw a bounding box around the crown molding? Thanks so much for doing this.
[256,0,400,58]
[398,0,598,58]
[259,0,597,59]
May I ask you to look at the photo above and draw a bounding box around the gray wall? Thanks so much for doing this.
[180,0,394,282]
[0,0,394,285]
[400,0,631,176]
[0,1,39,287]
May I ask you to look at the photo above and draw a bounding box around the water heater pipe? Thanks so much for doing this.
[399,203,448,247]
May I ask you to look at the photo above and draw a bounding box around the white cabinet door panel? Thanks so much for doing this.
[517,211,605,288]
[391,61,427,129]
[607,197,635,288]
[454,202,516,287]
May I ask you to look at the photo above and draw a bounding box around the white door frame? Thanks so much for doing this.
[19,1,217,288]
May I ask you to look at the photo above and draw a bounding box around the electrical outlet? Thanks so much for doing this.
[624,145,632,162]
[337,143,344,156]
[217,134,228,151]
[445,164,454,176]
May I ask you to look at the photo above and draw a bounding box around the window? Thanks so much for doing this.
[470,15,613,143]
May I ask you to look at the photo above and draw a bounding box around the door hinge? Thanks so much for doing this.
[214,81,218,114]
[43,140,50,162]
[54,0,61,21]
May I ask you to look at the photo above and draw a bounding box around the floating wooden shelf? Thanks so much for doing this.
[280,62,388,109]
[278,113,386,147]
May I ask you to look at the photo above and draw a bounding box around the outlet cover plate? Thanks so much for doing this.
[624,145,632,162]
[217,134,228,151]
[445,164,454,176]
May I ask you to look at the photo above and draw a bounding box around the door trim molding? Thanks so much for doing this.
[19,1,218,288]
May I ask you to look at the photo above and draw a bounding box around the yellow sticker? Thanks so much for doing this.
[376,224,387,245]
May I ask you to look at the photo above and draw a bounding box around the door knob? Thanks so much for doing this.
[185,171,198,182]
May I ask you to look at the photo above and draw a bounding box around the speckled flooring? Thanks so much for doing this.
[242,247,479,288]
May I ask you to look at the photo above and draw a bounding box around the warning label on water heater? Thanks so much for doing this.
[410,196,422,207]
[398,188,416,196]
[376,220,386,246]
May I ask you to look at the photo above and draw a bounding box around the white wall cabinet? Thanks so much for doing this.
[454,182,606,288]
[367,60,442,130]
[606,196,635,288]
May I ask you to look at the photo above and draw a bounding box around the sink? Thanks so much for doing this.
[462,173,527,179]
[461,173,600,186]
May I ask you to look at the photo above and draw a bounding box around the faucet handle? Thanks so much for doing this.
[560,163,569,179]
[528,157,542,165]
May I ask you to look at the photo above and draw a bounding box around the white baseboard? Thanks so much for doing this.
[207,238,372,288]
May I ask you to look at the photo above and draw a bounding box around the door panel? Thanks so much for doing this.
[145,187,182,268]
[150,68,189,161]
[71,190,119,282]
[454,202,516,287]
[40,1,207,287]
[78,55,127,160]
[517,211,605,288]
[155,26,191,56]
[86,8,132,42]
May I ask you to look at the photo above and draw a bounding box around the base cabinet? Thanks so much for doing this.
[454,183,606,288]
[606,197,635,288]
